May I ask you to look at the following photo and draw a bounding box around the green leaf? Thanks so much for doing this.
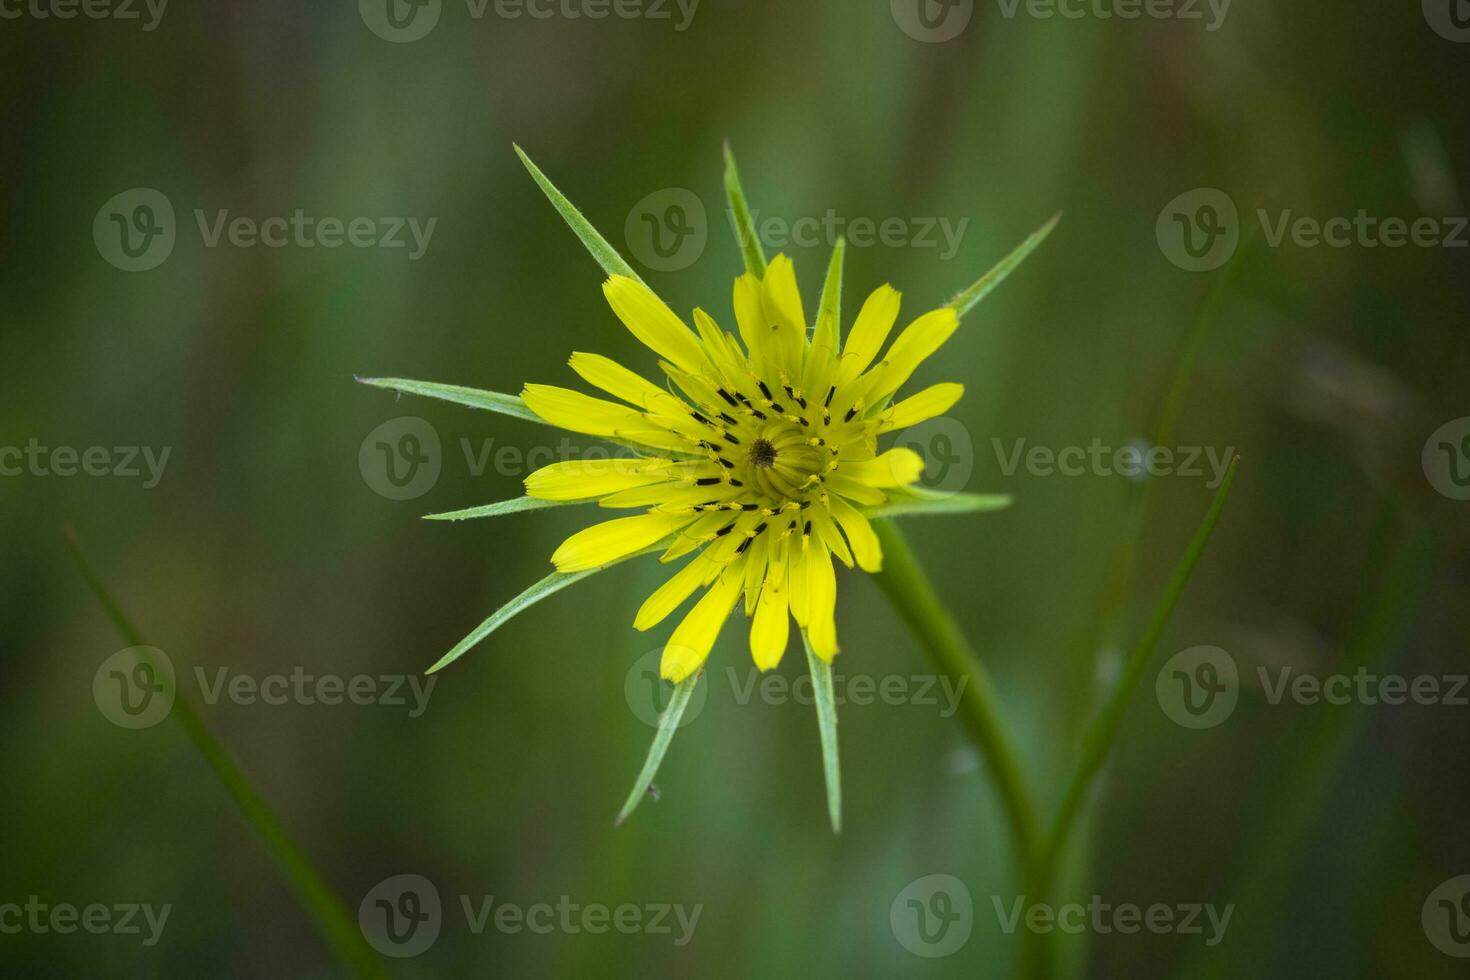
[948,212,1061,320]
[423,497,582,522]
[1042,456,1238,873]
[803,633,842,834]
[723,142,767,278]
[426,544,663,674]
[866,490,1013,520]
[616,671,702,827]
[514,144,644,284]
[818,237,846,345]
[356,376,542,424]
[64,529,389,980]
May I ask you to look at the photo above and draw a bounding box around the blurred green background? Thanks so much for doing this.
[3,0,1469,976]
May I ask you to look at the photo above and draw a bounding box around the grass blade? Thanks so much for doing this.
[64,529,387,980]
[803,633,842,834]
[1043,456,1238,872]
[355,376,542,424]
[723,142,767,278]
[615,672,701,826]
[423,497,580,522]
[514,144,644,283]
[866,490,1013,520]
[948,212,1061,320]
[427,544,664,674]
[818,237,846,345]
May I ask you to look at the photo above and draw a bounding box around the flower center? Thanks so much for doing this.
[748,438,778,469]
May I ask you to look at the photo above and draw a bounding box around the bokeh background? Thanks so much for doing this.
[3,0,1469,976]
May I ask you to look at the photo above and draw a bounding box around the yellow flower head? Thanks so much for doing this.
[520,255,964,683]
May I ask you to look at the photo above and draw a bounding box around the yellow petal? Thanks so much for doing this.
[759,254,807,374]
[568,352,683,414]
[827,495,883,572]
[805,544,839,661]
[750,572,790,671]
[839,448,926,488]
[602,276,706,375]
[883,382,964,430]
[871,307,959,401]
[551,510,690,573]
[634,555,711,631]
[522,383,641,437]
[838,285,901,384]
[732,272,773,374]
[525,458,672,501]
[662,563,745,681]
[823,472,888,506]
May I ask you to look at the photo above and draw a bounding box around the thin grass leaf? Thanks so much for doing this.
[63,529,388,980]
[948,212,1061,320]
[722,142,767,278]
[803,633,842,834]
[514,144,644,284]
[818,237,846,345]
[427,543,664,674]
[355,376,541,424]
[423,497,581,522]
[615,672,701,826]
[1042,457,1238,873]
[866,490,1013,520]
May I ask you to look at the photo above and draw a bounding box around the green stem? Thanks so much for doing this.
[870,519,1046,898]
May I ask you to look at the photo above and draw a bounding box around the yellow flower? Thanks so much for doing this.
[520,255,964,683]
